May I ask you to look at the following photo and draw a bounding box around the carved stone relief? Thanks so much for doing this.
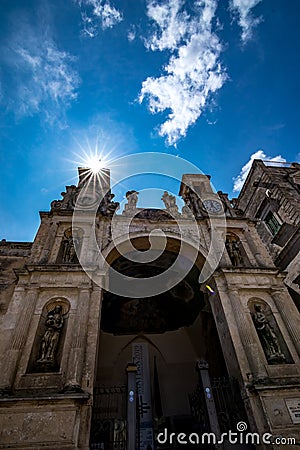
[181,188,206,219]
[98,192,119,217]
[51,185,78,210]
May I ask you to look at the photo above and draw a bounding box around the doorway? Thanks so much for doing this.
[90,241,246,449]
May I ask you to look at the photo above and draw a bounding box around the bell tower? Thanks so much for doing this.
[0,167,118,449]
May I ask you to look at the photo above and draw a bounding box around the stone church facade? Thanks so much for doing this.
[0,159,300,449]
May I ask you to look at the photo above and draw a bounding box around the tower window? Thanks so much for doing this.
[265,211,282,236]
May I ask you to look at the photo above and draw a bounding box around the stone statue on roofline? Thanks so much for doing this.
[161,191,180,218]
[98,191,119,217]
[123,190,139,216]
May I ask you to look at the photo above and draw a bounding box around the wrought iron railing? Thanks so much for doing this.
[189,376,249,434]
[90,386,127,450]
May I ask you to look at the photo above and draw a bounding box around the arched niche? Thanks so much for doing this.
[57,227,83,264]
[248,298,293,365]
[27,297,70,373]
[225,232,249,266]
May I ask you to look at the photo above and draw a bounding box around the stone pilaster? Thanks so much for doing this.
[212,278,251,380]
[77,283,103,450]
[64,288,91,391]
[243,229,267,267]
[1,288,39,391]
[240,235,257,266]
[82,283,103,391]
[272,289,300,357]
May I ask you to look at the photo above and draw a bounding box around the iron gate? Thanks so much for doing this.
[189,376,249,434]
[90,386,127,450]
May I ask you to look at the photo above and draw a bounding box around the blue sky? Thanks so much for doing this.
[0,0,300,241]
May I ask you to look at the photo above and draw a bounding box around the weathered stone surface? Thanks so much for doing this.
[0,396,88,448]
[0,163,299,449]
[0,242,32,314]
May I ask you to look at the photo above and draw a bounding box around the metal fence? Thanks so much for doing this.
[90,386,127,450]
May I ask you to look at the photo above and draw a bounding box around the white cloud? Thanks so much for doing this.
[139,0,227,145]
[1,23,80,124]
[127,25,136,42]
[230,0,263,42]
[144,0,190,51]
[233,150,287,192]
[76,0,122,37]
[15,44,79,122]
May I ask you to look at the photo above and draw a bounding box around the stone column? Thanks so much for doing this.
[228,289,268,381]
[77,282,103,450]
[64,288,91,391]
[272,289,300,357]
[1,287,39,391]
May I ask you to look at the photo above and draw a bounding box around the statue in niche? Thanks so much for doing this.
[225,237,243,266]
[37,305,64,363]
[62,233,80,263]
[252,304,285,363]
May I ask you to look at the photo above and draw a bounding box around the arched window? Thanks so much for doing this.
[27,298,70,373]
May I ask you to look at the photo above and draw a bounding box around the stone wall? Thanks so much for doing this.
[0,241,32,314]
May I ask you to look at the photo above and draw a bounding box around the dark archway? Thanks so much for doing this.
[90,236,244,449]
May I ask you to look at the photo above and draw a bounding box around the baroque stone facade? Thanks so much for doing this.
[234,159,300,311]
[0,159,300,449]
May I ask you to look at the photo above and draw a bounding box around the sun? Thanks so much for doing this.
[85,154,105,174]
[66,133,120,188]
[71,144,110,176]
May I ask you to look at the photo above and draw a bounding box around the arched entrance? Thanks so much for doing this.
[90,236,247,449]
